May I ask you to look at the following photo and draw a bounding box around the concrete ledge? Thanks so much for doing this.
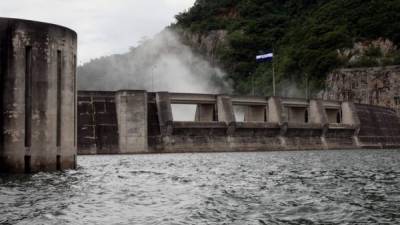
[169,93,216,104]
[282,98,309,107]
[78,90,115,97]
[173,121,227,129]
[287,123,324,129]
[235,122,280,129]
[328,123,356,129]
[231,96,268,106]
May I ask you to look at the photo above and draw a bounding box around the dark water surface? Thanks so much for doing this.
[1,150,400,225]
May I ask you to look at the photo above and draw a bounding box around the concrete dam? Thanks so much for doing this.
[77,90,400,155]
[1,17,400,173]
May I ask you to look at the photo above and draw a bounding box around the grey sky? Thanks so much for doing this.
[0,0,195,64]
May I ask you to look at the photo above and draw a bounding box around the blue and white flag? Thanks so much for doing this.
[256,53,273,62]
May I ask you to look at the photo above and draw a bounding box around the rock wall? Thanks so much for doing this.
[322,66,400,114]
[179,29,227,65]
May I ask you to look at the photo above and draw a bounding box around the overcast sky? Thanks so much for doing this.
[0,0,195,64]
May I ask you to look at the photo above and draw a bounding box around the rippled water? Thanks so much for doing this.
[1,150,400,225]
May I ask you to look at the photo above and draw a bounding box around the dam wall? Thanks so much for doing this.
[77,91,400,154]
[355,103,400,148]
[77,91,118,154]
[0,18,77,173]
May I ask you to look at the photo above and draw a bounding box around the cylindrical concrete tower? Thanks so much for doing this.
[0,18,77,173]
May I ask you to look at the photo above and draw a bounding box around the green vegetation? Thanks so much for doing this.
[174,0,400,95]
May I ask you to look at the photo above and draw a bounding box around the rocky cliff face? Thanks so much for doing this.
[178,29,228,66]
[321,66,400,114]
[321,39,400,114]
[338,38,399,67]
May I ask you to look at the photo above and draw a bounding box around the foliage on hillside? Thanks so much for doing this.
[174,0,400,96]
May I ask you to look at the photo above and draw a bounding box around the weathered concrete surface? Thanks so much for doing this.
[324,124,356,149]
[147,93,161,152]
[268,96,285,124]
[116,90,147,153]
[309,100,328,124]
[77,91,400,155]
[355,103,400,148]
[244,106,266,122]
[77,91,118,154]
[217,95,235,134]
[195,104,215,122]
[156,92,173,136]
[0,18,77,173]
[217,95,235,124]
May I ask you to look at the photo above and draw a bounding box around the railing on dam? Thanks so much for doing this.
[77,90,400,154]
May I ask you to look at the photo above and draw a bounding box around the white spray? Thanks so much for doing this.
[77,29,232,120]
[78,29,232,94]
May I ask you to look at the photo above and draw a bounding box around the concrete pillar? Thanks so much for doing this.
[156,92,173,135]
[342,101,361,146]
[217,95,235,134]
[268,97,288,148]
[309,100,329,149]
[342,102,361,126]
[0,18,77,173]
[244,106,266,122]
[268,97,285,124]
[116,90,148,153]
[309,100,328,125]
[195,104,215,122]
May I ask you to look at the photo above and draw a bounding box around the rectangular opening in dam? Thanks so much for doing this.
[233,105,267,122]
[326,108,342,123]
[56,50,62,147]
[172,104,197,121]
[286,106,309,123]
[233,105,246,122]
[24,46,32,147]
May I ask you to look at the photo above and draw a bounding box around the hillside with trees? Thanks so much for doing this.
[174,0,400,96]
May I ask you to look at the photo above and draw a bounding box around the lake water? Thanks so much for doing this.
[1,149,400,225]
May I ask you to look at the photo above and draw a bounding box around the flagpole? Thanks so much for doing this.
[272,48,276,96]
[251,72,255,96]
[305,73,309,99]
[255,51,275,96]
[272,62,276,96]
